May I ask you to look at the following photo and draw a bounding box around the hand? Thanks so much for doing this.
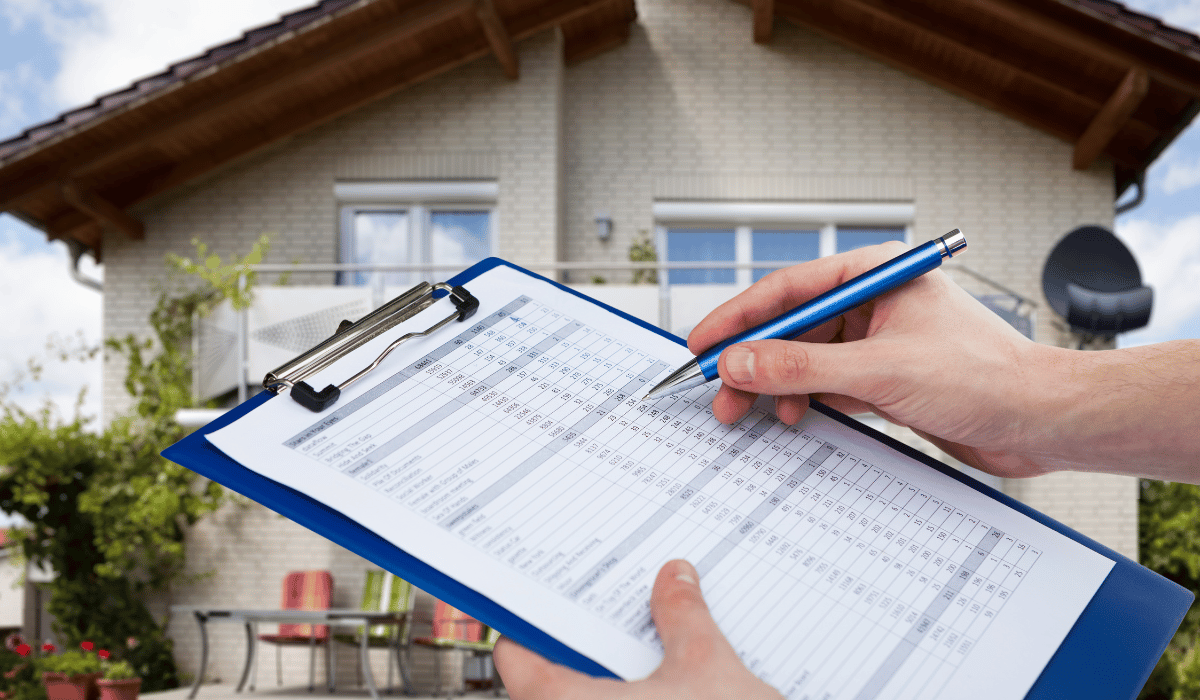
[494,560,783,700]
[687,243,1064,479]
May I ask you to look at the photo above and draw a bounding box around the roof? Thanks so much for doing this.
[0,0,1197,259]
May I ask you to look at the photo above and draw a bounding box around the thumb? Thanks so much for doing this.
[649,560,740,679]
[717,339,893,402]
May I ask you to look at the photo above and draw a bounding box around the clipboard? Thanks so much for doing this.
[164,257,1192,700]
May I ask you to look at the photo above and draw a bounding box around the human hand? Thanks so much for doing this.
[687,242,1070,479]
[493,559,783,700]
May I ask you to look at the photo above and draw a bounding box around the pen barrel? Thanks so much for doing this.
[697,237,954,380]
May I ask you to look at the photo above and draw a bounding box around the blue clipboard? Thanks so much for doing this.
[164,257,1192,699]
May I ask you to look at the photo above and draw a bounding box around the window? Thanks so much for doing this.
[655,202,912,286]
[752,229,821,282]
[666,228,736,285]
[835,226,906,253]
[335,181,496,287]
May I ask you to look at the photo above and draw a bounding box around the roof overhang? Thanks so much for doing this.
[0,0,636,260]
[0,0,1197,259]
[745,0,1200,196]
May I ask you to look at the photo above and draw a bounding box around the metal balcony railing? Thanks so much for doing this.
[195,261,1035,405]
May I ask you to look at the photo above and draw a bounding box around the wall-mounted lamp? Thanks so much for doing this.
[594,212,613,241]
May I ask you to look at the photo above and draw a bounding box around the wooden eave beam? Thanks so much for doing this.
[0,0,476,209]
[773,0,1154,161]
[476,0,519,79]
[1074,67,1151,170]
[105,38,498,219]
[60,180,144,240]
[6,0,625,224]
[935,0,1200,98]
[753,0,775,44]
[505,0,618,40]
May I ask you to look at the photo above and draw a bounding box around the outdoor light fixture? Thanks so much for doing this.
[594,212,612,241]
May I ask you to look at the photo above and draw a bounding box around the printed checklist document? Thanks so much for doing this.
[206,264,1114,700]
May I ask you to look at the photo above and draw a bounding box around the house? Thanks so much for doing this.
[2,0,1199,689]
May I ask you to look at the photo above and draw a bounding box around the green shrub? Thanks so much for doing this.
[0,238,270,693]
[39,652,102,678]
[101,662,137,681]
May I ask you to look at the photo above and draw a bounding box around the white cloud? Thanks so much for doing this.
[1162,157,1200,195]
[1115,214,1200,346]
[1121,0,1200,32]
[2,0,306,109]
[1161,0,1200,30]
[0,231,102,422]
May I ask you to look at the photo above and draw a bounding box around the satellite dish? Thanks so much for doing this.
[1041,225,1152,339]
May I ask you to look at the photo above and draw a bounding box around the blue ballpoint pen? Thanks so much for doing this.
[642,229,967,400]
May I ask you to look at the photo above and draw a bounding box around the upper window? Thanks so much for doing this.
[335,181,496,287]
[654,202,911,286]
[835,226,906,253]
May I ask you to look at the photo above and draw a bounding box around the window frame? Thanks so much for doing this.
[653,201,913,286]
[334,181,498,286]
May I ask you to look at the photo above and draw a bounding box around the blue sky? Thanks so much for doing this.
[1,0,1199,422]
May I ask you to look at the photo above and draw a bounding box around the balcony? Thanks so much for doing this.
[191,261,1036,404]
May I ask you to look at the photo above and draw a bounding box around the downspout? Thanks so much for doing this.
[65,238,103,292]
[1115,171,1146,216]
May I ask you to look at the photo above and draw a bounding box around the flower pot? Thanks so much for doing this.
[97,678,140,700]
[41,672,101,700]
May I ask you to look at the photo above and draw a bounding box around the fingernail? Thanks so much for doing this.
[725,346,755,384]
[673,561,700,586]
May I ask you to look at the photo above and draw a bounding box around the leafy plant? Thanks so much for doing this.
[0,237,270,694]
[101,662,137,682]
[629,230,658,284]
[1138,479,1200,700]
[0,635,43,700]
[39,652,101,678]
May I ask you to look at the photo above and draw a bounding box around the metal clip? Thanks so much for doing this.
[263,282,478,412]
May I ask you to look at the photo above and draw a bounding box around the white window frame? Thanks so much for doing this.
[334,180,498,285]
[653,201,913,286]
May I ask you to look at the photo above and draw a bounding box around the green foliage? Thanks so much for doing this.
[629,230,658,284]
[39,652,101,678]
[165,234,269,312]
[1138,479,1200,700]
[0,237,270,694]
[0,638,44,700]
[101,662,137,681]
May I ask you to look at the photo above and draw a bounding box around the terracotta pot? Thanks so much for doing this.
[96,677,140,700]
[41,671,101,700]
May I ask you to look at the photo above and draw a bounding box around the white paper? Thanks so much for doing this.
[207,264,1114,700]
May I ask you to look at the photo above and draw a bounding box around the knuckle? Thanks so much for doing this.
[770,345,810,384]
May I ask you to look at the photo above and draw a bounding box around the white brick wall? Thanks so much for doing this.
[99,0,1137,685]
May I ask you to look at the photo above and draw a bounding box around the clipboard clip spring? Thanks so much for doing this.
[264,282,478,412]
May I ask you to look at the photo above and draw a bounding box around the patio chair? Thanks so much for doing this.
[256,570,334,692]
[333,569,417,693]
[409,601,499,696]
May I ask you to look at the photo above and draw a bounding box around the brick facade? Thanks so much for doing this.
[100,0,1135,687]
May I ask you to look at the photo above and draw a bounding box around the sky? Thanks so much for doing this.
[1,0,1199,424]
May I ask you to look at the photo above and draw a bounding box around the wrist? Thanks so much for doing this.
[1023,340,1200,480]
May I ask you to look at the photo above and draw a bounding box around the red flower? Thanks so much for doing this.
[3,669,16,679]
[13,644,30,657]
[41,643,55,653]
[80,641,94,651]
[97,650,110,660]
